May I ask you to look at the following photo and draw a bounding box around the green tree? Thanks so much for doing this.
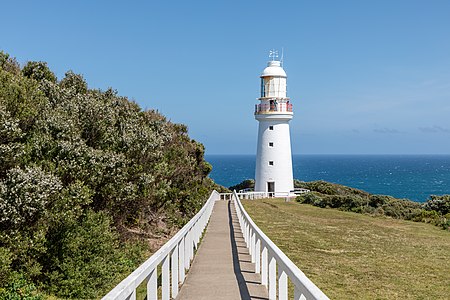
[22,61,56,83]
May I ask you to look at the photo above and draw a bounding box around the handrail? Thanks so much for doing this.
[255,103,293,114]
[232,190,330,300]
[102,190,220,300]
[236,191,268,199]
[235,191,293,199]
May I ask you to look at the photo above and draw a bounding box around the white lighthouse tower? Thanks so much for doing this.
[254,51,294,196]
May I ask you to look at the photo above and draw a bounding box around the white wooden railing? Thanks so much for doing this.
[102,190,219,300]
[236,191,269,199]
[221,191,268,200]
[232,190,330,300]
[223,191,294,200]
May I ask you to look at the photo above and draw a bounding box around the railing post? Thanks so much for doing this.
[171,246,179,298]
[246,223,250,247]
[147,268,158,300]
[243,221,247,243]
[255,237,261,274]
[278,268,288,300]
[250,230,256,263]
[162,256,170,300]
[187,229,191,263]
[261,244,268,286]
[268,252,276,300]
[184,231,190,270]
[194,221,200,248]
[179,238,185,283]
[189,228,194,261]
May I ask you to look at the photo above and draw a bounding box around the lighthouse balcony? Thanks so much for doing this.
[255,103,293,114]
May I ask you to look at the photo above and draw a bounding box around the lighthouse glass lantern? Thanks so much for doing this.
[254,52,294,196]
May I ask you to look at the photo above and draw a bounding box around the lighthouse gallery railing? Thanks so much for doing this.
[102,190,219,300]
[232,190,329,300]
[255,102,293,114]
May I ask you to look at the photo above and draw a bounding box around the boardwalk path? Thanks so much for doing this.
[176,200,268,300]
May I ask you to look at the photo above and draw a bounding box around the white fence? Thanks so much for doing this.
[102,190,219,300]
[237,191,272,199]
[223,191,296,200]
[233,190,330,300]
[221,191,268,200]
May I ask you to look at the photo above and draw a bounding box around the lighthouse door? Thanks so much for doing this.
[267,182,275,196]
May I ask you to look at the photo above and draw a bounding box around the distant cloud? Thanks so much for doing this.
[352,129,360,134]
[373,128,403,134]
[419,125,450,134]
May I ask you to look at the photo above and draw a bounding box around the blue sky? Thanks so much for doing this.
[2,0,450,154]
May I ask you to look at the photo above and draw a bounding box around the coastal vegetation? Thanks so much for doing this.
[242,198,450,299]
[295,180,450,230]
[229,179,254,191]
[229,179,450,230]
[0,51,222,299]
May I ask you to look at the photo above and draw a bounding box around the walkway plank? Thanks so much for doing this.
[176,200,268,300]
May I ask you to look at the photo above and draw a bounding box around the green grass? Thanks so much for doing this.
[242,198,450,300]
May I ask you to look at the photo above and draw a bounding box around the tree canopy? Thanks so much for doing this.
[0,51,220,299]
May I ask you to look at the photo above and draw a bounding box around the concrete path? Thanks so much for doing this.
[176,200,268,300]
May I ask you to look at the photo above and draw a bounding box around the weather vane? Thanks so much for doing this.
[269,49,279,61]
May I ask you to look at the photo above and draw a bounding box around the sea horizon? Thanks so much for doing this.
[205,154,450,202]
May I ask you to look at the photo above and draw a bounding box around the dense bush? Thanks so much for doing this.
[0,51,221,298]
[44,210,142,298]
[296,180,449,230]
[423,195,450,215]
[0,274,42,300]
[229,179,254,191]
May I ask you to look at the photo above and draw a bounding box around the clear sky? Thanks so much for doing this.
[2,0,449,154]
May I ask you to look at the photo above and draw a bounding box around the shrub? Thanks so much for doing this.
[423,195,450,215]
[22,61,56,83]
[441,213,450,230]
[0,51,20,75]
[0,247,12,286]
[295,180,449,230]
[0,166,62,228]
[368,195,391,208]
[296,192,325,207]
[382,199,422,220]
[229,179,254,191]
[0,274,42,300]
[59,71,87,94]
[45,210,136,299]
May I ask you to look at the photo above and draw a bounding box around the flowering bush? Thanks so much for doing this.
[0,166,62,227]
[0,51,220,298]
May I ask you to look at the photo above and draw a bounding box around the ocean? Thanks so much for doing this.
[205,154,450,202]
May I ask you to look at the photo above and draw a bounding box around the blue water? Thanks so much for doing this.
[205,155,450,202]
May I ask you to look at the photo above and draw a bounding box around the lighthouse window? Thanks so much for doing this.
[269,161,274,166]
[269,142,274,147]
[261,78,265,97]
[269,126,274,130]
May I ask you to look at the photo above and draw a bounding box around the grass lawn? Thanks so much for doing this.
[242,198,450,300]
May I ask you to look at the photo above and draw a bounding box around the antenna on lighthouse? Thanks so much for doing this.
[280,47,284,67]
[269,49,279,61]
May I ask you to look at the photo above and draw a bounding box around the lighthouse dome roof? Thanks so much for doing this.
[261,60,287,77]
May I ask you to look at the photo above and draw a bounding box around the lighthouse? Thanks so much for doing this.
[254,52,294,196]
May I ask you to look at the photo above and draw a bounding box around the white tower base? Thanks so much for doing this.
[255,115,294,196]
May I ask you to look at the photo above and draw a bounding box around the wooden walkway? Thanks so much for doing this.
[176,200,268,300]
